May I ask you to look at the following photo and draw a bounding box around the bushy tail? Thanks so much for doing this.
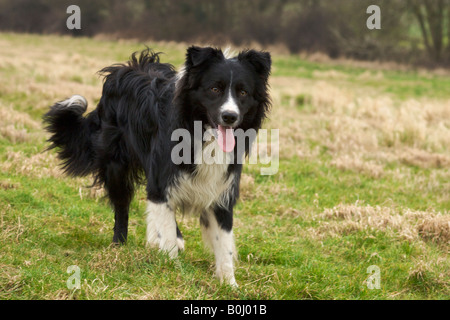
[43,95,99,177]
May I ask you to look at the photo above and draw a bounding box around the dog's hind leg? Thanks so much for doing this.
[103,162,134,245]
[200,207,237,287]
[145,201,180,258]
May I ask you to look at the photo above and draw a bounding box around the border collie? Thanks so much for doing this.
[43,46,271,286]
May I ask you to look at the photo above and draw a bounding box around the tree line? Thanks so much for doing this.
[0,0,449,66]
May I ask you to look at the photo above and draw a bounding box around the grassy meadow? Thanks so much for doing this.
[0,32,449,300]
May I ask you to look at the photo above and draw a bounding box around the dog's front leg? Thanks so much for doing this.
[201,207,238,287]
[145,201,181,259]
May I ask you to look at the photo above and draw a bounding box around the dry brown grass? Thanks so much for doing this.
[330,154,384,178]
[0,36,105,115]
[417,215,450,244]
[398,148,450,169]
[268,76,450,182]
[0,103,41,143]
[2,150,64,179]
[313,202,449,245]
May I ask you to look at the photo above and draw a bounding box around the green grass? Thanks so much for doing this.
[0,32,449,300]
[1,159,447,299]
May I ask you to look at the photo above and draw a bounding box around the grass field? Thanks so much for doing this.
[0,32,449,300]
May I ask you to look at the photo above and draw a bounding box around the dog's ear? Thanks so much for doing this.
[185,46,224,69]
[238,50,271,82]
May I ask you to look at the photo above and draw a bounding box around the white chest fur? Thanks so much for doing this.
[168,139,236,215]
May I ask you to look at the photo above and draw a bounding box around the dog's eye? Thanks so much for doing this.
[240,90,247,97]
[211,87,220,93]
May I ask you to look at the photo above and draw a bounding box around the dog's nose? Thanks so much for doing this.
[221,111,238,125]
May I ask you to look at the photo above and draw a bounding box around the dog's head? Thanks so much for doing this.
[175,46,271,152]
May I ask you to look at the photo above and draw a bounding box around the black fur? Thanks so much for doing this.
[43,46,271,246]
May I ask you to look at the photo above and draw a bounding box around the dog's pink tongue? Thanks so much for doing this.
[217,125,235,153]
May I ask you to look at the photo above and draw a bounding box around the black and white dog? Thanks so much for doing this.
[43,46,271,286]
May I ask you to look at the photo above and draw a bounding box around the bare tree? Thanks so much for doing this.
[409,0,450,62]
